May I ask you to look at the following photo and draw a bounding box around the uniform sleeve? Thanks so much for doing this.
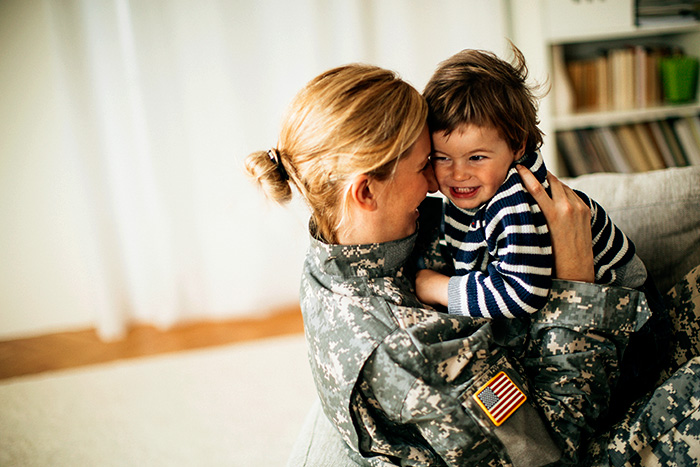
[355,308,563,466]
[447,188,553,319]
[522,279,652,463]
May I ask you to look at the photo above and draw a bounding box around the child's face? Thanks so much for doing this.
[431,124,523,210]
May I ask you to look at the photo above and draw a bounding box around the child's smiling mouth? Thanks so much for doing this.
[450,186,480,198]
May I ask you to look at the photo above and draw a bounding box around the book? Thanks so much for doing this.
[614,125,652,172]
[632,123,666,170]
[680,116,700,165]
[618,48,636,110]
[611,49,629,111]
[648,120,679,167]
[658,119,690,166]
[575,129,606,173]
[635,45,649,108]
[585,128,617,172]
[566,56,593,112]
[647,47,665,107]
[672,118,700,165]
[596,127,633,173]
[597,54,611,111]
[637,0,700,27]
[556,131,590,176]
[562,45,675,114]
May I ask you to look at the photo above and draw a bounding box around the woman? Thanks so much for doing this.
[245,65,667,465]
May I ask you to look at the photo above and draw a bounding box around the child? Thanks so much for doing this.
[415,45,649,318]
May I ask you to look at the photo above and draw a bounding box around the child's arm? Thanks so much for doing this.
[575,189,647,287]
[415,269,450,307]
[446,243,552,319]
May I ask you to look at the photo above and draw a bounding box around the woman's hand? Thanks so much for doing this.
[415,269,450,307]
[517,165,595,283]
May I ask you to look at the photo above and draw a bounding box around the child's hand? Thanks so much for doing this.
[415,269,450,307]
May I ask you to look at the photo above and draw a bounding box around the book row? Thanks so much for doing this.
[555,115,700,176]
[563,45,681,113]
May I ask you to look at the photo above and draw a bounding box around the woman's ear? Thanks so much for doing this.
[348,174,377,211]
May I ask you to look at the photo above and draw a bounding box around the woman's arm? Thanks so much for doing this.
[517,165,595,283]
[360,309,564,465]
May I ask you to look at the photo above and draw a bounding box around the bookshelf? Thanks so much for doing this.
[509,0,700,175]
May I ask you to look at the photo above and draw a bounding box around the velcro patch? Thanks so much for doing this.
[473,371,526,426]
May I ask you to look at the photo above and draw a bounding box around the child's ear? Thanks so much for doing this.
[515,143,526,160]
[348,174,377,211]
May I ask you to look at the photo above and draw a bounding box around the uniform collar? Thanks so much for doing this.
[308,224,417,279]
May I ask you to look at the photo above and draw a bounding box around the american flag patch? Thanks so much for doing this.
[473,371,526,426]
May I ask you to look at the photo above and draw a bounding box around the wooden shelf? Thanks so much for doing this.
[554,103,700,130]
[548,22,700,45]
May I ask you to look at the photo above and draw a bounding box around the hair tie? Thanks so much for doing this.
[267,148,289,182]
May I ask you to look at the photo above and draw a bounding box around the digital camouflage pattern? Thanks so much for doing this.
[660,264,700,382]
[577,264,700,466]
[585,356,700,466]
[299,212,698,466]
[522,281,652,463]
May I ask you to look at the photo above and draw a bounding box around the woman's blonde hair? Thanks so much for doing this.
[245,64,427,243]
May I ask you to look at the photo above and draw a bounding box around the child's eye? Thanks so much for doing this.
[469,155,486,161]
[430,155,449,163]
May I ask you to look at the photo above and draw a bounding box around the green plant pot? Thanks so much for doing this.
[660,56,699,104]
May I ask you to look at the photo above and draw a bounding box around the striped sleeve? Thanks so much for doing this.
[446,174,553,319]
[573,190,637,285]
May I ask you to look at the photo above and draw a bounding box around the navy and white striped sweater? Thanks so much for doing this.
[444,151,641,318]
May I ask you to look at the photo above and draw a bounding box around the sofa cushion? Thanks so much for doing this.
[286,399,364,467]
[565,166,700,293]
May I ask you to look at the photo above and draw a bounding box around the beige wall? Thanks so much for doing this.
[0,0,96,338]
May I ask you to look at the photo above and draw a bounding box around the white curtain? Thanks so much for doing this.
[39,0,508,340]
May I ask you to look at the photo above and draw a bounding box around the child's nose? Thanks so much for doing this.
[452,163,472,181]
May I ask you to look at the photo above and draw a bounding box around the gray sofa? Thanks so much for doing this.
[287,165,700,467]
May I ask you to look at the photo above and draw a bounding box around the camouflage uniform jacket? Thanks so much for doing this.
[301,220,653,466]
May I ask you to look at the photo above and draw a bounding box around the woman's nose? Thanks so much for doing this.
[424,164,439,193]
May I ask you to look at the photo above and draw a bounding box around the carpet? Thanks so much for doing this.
[0,334,316,466]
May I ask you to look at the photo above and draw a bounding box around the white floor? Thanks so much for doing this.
[0,334,317,467]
